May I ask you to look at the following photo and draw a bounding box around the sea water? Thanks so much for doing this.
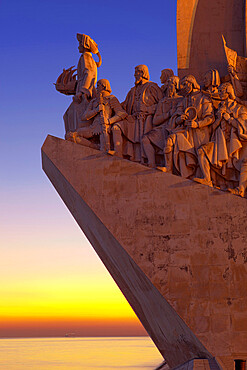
[0,337,164,370]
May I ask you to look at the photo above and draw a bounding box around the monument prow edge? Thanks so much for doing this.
[41,135,215,369]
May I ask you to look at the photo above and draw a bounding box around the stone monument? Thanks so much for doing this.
[42,4,247,369]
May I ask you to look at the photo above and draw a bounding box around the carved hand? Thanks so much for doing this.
[176,114,187,125]
[180,114,189,121]
[97,104,104,112]
[139,102,149,114]
[227,65,236,77]
[223,113,231,122]
[217,109,225,119]
[187,120,198,128]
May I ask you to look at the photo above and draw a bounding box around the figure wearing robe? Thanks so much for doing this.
[163,75,214,178]
[195,83,247,196]
[112,65,162,161]
[142,76,182,167]
[64,34,102,137]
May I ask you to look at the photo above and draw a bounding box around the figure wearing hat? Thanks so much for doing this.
[63,34,102,138]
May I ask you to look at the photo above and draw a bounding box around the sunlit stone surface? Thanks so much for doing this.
[42,135,247,369]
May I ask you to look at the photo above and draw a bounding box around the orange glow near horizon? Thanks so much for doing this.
[0,231,146,338]
[0,317,146,338]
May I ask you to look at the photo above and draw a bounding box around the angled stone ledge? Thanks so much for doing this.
[42,135,247,369]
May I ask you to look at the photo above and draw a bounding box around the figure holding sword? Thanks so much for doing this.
[68,79,127,152]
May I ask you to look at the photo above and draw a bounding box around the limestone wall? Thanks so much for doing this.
[42,136,247,369]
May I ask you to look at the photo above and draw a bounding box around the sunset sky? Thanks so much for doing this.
[0,0,177,337]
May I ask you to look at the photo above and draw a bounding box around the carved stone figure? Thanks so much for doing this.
[62,34,102,138]
[201,69,221,109]
[160,69,175,96]
[222,36,246,99]
[112,65,162,161]
[194,82,247,196]
[68,79,127,152]
[163,75,215,177]
[142,76,181,168]
[202,69,220,93]
[227,65,244,99]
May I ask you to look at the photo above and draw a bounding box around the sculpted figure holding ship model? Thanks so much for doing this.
[55,33,102,138]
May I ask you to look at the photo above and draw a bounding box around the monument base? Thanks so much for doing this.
[42,135,247,370]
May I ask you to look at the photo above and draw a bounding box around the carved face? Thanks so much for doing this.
[134,69,144,85]
[166,78,176,98]
[96,80,105,94]
[160,71,168,85]
[218,84,229,100]
[179,78,192,96]
[203,71,212,89]
[78,42,85,53]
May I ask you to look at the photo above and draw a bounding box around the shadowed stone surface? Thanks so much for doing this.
[42,135,247,369]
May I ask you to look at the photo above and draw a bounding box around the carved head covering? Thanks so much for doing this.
[183,75,200,91]
[135,65,150,81]
[77,33,99,54]
[205,69,220,87]
[98,79,112,93]
[211,69,220,87]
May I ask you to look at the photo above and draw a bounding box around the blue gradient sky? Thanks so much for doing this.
[0,0,177,336]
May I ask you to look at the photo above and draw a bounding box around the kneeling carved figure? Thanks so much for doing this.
[68,79,127,152]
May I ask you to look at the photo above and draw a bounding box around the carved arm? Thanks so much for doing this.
[108,111,127,125]
[81,103,101,121]
[197,115,215,128]
[153,111,171,126]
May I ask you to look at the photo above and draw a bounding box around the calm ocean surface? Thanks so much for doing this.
[0,337,164,370]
